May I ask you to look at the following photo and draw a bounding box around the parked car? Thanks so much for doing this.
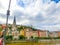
[0,38,3,45]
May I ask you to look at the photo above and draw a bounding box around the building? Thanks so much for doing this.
[25,28,33,39]
[11,16,19,40]
[37,30,49,38]
[49,31,57,38]
[20,29,25,36]
[12,16,16,31]
[55,31,60,37]
[32,31,38,38]
[24,28,49,39]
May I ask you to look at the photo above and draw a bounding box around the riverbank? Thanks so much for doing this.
[5,39,60,45]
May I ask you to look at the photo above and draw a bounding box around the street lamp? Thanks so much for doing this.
[3,0,11,45]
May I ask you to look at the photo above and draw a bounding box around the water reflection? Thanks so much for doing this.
[6,39,60,45]
[56,44,60,45]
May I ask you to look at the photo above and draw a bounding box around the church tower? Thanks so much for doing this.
[12,16,19,40]
[12,16,16,30]
[13,16,16,26]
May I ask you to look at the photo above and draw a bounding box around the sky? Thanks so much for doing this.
[0,0,60,31]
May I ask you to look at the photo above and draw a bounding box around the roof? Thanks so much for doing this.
[13,16,16,25]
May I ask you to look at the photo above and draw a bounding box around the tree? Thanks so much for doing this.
[17,26,24,31]
[31,36,33,39]
[0,27,2,31]
[5,35,13,40]
[0,27,2,37]
[19,35,25,40]
[9,26,12,29]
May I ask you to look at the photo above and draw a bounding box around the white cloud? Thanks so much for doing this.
[17,19,30,25]
[39,25,60,31]
[0,0,60,31]
[0,17,6,24]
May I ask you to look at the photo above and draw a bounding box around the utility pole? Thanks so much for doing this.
[3,0,11,45]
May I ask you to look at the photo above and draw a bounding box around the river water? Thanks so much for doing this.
[4,39,60,45]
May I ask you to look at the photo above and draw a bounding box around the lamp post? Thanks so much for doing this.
[3,0,11,45]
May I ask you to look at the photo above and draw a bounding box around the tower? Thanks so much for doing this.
[12,16,19,40]
[13,16,16,26]
[12,16,16,30]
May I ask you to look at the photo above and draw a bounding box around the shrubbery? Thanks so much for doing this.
[5,35,13,40]
[19,35,25,40]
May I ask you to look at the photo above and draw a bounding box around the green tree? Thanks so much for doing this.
[5,35,13,40]
[17,26,24,31]
[31,36,33,39]
[0,27,2,31]
[9,26,12,29]
[19,35,25,40]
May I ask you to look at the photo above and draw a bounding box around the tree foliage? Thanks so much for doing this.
[19,35,25,40]
[0,27,2,31]
[5,35,13,40]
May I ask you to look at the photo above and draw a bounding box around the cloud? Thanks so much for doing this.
[0,0,60,31]
[39,25,60,31]
[0,2,2,8]
[51,0,60,3]
[0,14,6,24]
[17,0,37,7]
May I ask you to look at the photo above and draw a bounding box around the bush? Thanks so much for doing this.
[5,35,13,40]
[31,36,33,39]
[19,35,25,40]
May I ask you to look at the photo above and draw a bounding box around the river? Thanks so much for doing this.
[4,39,60,45]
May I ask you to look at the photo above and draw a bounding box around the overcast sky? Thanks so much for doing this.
[0,0,60,31]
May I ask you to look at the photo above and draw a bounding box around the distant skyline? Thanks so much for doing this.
[0,0,60,31]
